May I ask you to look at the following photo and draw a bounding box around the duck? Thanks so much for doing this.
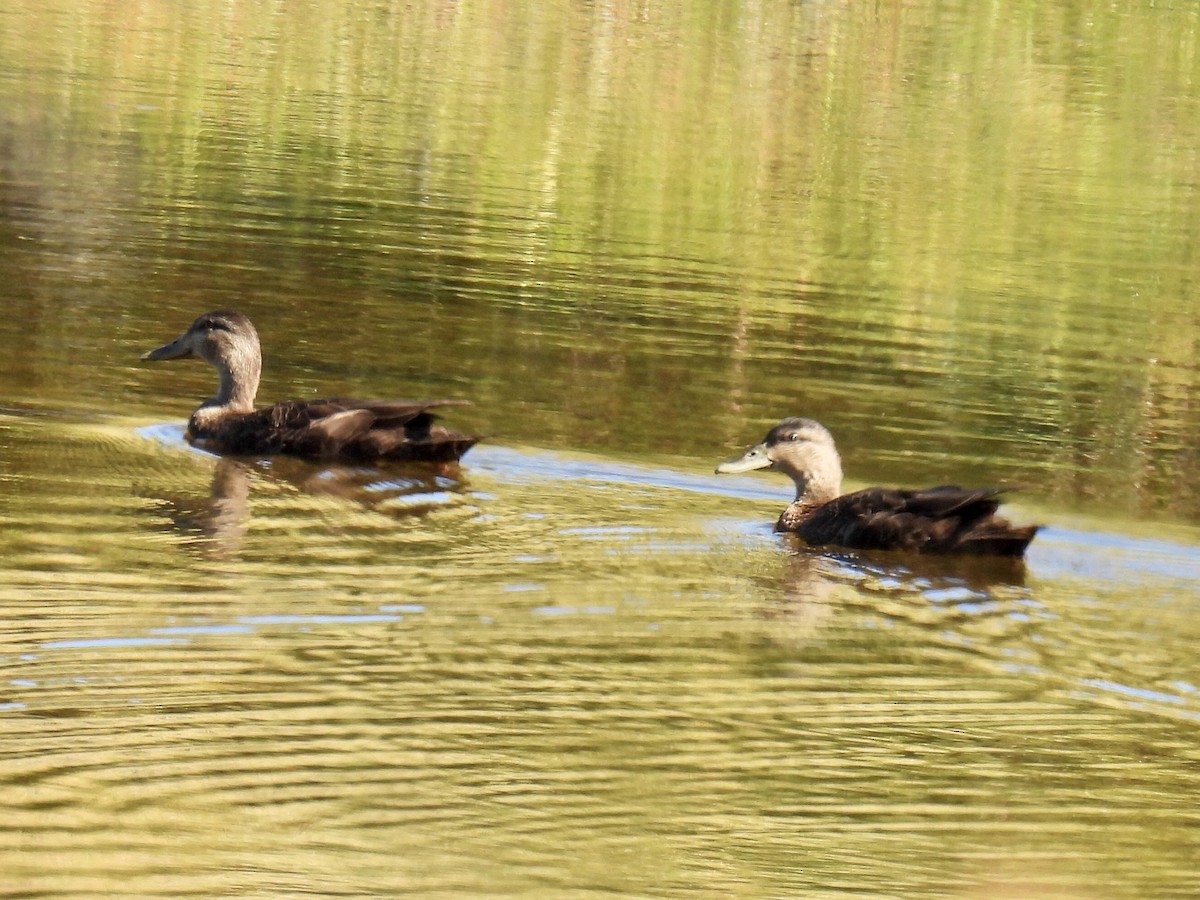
[142,310,480,463]
[715,417,1038,556]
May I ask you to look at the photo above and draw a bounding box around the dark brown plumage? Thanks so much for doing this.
[142,310,480,463]
[715,417,1037,557]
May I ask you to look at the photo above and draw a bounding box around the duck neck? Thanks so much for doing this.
[795,471,840,505]
[789,446,843,505]
[214,358,259,412]
[194,353,259,427]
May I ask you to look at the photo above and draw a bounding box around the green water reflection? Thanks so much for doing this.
[2,0,1200,896]
[2,0,1199,519]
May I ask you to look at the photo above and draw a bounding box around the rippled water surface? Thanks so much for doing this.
[3,0,1200,896]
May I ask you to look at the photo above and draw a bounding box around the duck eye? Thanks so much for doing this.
[788,433,799,441]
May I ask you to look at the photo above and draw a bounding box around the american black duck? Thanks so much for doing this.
[715,417,1038,556]
[142,310,480,462]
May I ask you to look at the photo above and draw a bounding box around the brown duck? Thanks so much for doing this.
[715,417,1038,556]
[142,310,480,463]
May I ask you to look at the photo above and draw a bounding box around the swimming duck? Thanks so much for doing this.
[715,417,1038,556]
[142,310,480,463]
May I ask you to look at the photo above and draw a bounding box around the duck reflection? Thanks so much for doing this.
[151,455,473,555]
[757,540,1030,638]
[756,550,839,634]
[816,542,1031,591]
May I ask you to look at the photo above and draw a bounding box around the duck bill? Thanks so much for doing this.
[141,334,193,361]
[714,443,773,474]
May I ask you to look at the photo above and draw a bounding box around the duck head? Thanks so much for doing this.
[715,417,844,502]
[142,310,262,414]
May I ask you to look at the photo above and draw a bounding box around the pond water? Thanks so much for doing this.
[3,0,1200,896]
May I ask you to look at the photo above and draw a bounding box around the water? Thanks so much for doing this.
[3,0,1200,896]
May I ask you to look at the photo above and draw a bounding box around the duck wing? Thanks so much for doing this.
[793,485,1037,556]
[204,399,480,462]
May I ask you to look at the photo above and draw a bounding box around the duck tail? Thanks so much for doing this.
[958,522,1040,557]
